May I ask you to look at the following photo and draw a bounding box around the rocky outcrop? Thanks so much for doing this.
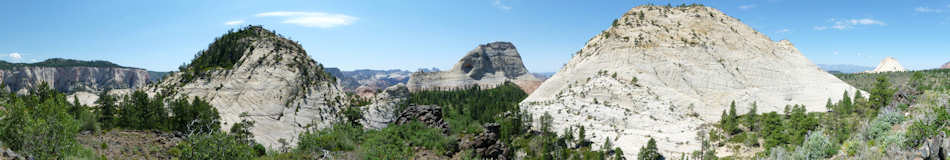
[148,26,346,149]
[865,57,907,73]
[459,123,510,160]
[359,84,409,129]
[407,42,542,93]
[394,105,449,134]
[0,59,150,94]
[941,61,950,69]
[325,68,411,94]
[520,5,862,159]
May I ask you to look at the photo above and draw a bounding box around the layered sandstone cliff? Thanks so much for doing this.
[407,42,542,93]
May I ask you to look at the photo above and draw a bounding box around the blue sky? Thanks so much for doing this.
[1,0,948,72]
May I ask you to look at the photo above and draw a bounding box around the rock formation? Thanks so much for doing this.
[941,61,950,69]
[520,5,862,158]
[394,105,449,134]
[407,42,542,93]
[359,84,409,129]
[147,26,346,148]
[865,57,907,73]
[0,58,151,94]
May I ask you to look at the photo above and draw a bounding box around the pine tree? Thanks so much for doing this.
[745,102,757,131]
[638,138,663,160]
[869,75,893,109]
[96,91,117,129]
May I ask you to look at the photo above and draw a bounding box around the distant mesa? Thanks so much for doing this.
[520,5,862,158]
[407,41,542,93]
[0,58,151,94]
[864,56,907,73]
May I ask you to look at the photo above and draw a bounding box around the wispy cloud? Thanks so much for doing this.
[776,28,791,33]
[492,0,512,11]
[8,52,21,61]
[814,18,886,30]
[833,51,839,55]
[738,4,757,10]
[915,7,943,13]
[224,20,245,26]
[256,11,358,28]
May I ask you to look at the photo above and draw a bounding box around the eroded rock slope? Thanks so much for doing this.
[520,5,862,158]
[148,26,346,148]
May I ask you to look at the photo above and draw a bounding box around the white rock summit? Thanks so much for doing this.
[520,5,861,158]
[149,26,346,149]
[865,57,907,73]
[407,42,542,93]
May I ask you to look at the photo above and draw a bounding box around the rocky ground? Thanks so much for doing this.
[76,130,182,160]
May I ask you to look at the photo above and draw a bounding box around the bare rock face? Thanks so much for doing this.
[520,5,862,159]
[359,84,409,129]
[941,61,950,69]
[0,59,150,94]
[149,26,346,149]
[407,42,542,93]
[865,57,907,73]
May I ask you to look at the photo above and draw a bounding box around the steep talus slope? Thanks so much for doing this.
[866,56,907,73]
[520,5,861,158]
[407,42,542,93]
[149,26,345,148]
[0,58,150,94]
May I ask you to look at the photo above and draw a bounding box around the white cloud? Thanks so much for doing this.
[915,7,943,13]
[8,52,21,60]
[833,51,839,55]
[739,4,757,10]
[492,0,512,11]
[225,20,245,25]
[814,18,886,30]
[776,28,791,33]
[256,11,358,28]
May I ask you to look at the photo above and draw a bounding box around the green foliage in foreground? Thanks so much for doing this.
[175,131,258,160]
[287,122,455,159]
[0,83,97,159]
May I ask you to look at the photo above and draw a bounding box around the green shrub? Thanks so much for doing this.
[359,121,456,159]
[0,83,92,159]
[792,130,837,159]
[175,132,256,160]
[296,123,362,152]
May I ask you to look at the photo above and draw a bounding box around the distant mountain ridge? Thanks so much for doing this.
[817,64,874,73]
[324,67,411,93]
[0,58,151,94]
